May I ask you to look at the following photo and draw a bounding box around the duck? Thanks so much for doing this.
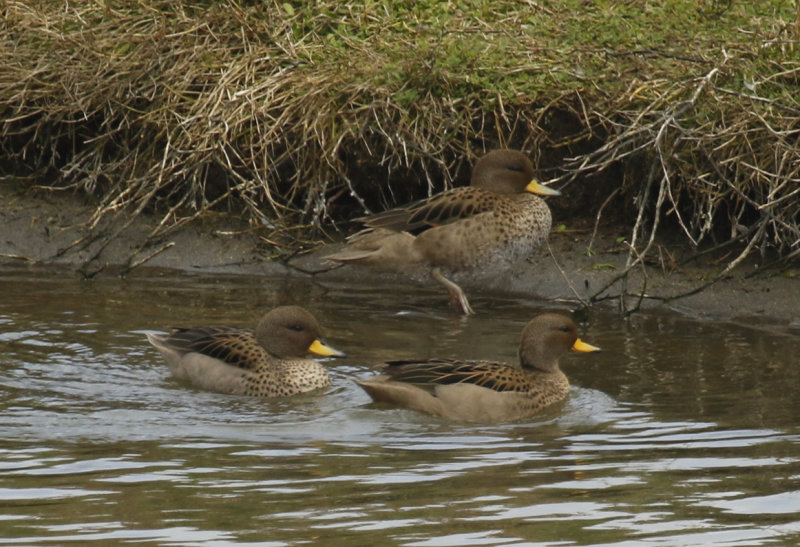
[326,149,560,315]
[146,305,345,397]
[355,313,599,423]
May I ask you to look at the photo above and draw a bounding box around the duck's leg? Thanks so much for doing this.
[432,268,475,315]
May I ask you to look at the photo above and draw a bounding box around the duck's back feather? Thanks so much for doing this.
[382,359,531,393]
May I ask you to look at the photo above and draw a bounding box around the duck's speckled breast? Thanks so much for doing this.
[242,359,331,397]
[417,194,552,275]
[519,369,570,408]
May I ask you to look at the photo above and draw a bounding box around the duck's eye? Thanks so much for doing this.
[560,326,571,333]
[506,164,524,172]
[287,324,305,332]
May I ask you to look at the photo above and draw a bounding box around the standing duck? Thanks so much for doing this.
[355,313,599,423]
[146,306,345,397]
[326,150,560,314]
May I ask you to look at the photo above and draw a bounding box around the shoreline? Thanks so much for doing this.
[2,184,798,330]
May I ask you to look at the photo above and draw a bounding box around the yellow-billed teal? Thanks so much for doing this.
[146,306,345,397]
[326,149,560,314]
[355,313,599,423]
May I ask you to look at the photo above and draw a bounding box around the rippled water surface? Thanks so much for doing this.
[2,264,799,546]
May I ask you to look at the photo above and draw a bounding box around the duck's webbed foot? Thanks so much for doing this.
[432,268,475,315]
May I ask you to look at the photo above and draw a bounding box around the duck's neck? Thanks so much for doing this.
[520,352,561,374]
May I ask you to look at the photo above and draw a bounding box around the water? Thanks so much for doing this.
[1,264,799,546]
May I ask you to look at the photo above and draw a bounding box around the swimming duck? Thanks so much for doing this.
[355,313,599,423]
[326,149,560,315]
[146,306,345,397]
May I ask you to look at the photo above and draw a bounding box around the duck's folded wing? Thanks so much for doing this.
[163,327,257,369]
[359,188,495,235]
[382,359,523,392]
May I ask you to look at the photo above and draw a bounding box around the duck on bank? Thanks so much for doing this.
[326,149,561,315]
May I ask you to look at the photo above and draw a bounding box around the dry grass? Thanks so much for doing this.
[1,0,565,247]
[554,55,800,306]
[1,0,799,281]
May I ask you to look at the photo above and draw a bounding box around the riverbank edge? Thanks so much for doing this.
[2,184,798,331]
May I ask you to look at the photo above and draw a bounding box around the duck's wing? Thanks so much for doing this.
[381,359,526,393]
[161,326,261,370]
[358,188,497,235]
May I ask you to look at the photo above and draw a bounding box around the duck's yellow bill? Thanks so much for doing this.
[526,179,562,197]
[572,338,600,352]
[308,339,346,358]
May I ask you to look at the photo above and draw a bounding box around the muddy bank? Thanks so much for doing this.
[2,183,798,329]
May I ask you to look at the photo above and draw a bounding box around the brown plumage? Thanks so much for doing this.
[355,313,600,423]
[326,150,560,314]
[146,306,345,397]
